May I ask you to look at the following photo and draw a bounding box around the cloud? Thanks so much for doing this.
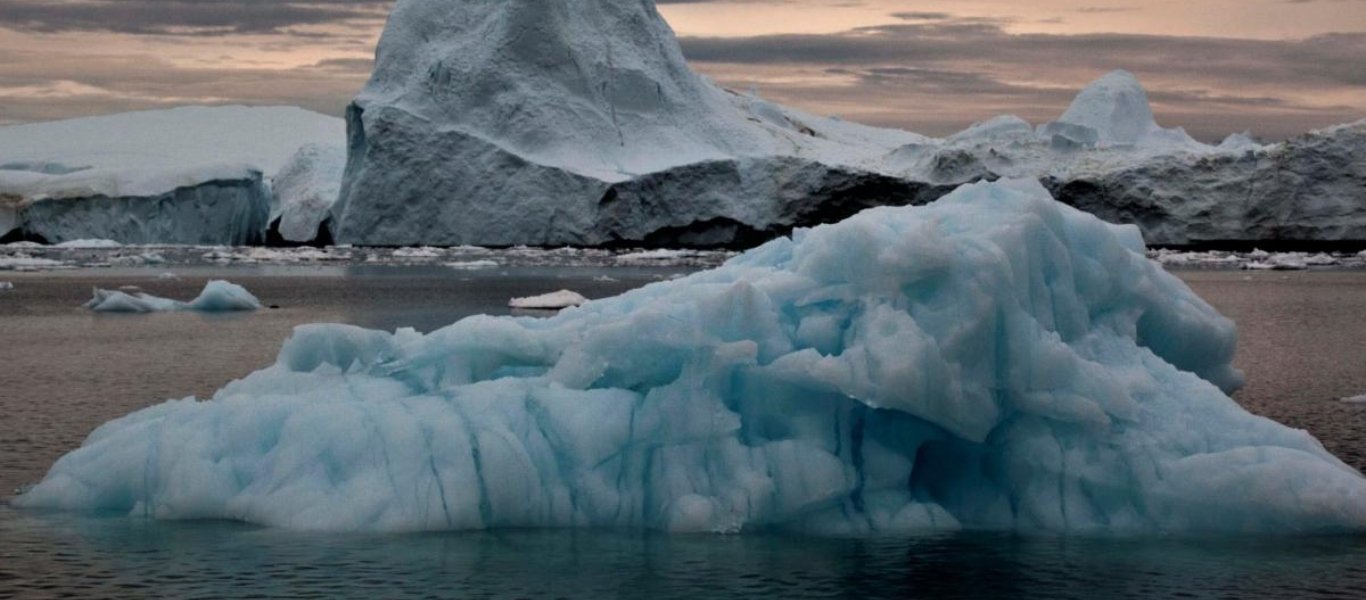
[677,17,1366,138]
[0,1,1360,141]
[0,0,391,36]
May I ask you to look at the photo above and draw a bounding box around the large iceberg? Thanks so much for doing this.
[0,106,343,245]
[332,0,930,247]
[332,0,1365,248]
[18,180,1366,534]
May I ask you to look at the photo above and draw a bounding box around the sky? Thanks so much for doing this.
[0,0,1362,140]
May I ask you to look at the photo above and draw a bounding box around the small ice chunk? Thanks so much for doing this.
[85,280,260,313]
[84,288,182,313]
[1343,395,1366,404]
[186,280,262,312]
[392,246,444,258]
[616,249,700,262]
[444,260,498,269]
[509,290,588,309]
[157,272,180,280]
[0,281,12,290]
[55,239,122,249]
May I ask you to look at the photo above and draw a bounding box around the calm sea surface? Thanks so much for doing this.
[2,267,1365,599]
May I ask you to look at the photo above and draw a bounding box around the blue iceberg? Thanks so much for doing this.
[84,280,261,313]
[20,180,1366,533]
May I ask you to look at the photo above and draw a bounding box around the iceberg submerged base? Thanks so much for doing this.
[17,180,1366,534]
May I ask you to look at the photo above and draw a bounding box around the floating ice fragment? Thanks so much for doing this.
[0,281,12,290]
[509,290,589,310]
[84,280,261,313]
[55,239,122,249]
[0,255,67,270]
[392,247,444,259]
[444,260,498,270]
[1343,395,1366,404]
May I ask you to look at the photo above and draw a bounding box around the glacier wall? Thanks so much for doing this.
[1046,121,1366,245]
[18,180,1366,534]
[14,177,270,246]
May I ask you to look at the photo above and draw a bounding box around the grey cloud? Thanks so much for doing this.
[0,0,391,36]
[675,17,1366,139]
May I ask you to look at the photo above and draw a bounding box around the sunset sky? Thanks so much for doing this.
[0,0,1362,140]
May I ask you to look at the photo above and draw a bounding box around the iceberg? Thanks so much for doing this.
[84,280,261,313]
[0,106,343,245]
[269,143,347,245]
[1038,70,1199,149]
[333,0,1365,248]
[1044,119,1366,245]
[332,0,932,247]
[18,180,1366,534]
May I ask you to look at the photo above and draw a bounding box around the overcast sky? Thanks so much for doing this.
[0,0,1362,140]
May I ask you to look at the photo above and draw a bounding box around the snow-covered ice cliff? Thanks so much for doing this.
[0,106,343,245]
[18,180,1366,533]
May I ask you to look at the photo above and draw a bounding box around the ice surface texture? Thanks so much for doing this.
[20,180,1366,533]
[84,280,261,313]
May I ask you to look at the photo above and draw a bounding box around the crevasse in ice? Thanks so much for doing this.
[20,180,1366,533]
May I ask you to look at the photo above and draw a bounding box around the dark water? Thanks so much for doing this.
[2,267,1365,599]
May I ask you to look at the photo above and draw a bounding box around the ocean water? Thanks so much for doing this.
[2,267,1365,598]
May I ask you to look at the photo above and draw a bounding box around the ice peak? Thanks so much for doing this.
[1055,70,1159,145]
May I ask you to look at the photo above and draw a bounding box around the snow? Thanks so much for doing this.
[84,280,261,313]
[509,290,589,310]
[18,180,1366,534]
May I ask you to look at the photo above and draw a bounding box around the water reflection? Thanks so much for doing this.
[4,506,1366,599]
